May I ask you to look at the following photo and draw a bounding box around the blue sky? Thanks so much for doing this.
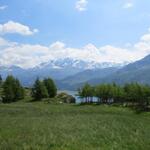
[1,0,150,47]
[1,0,150,68]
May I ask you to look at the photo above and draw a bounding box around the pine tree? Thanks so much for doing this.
[3,75,15,103]
[44,78,57,98]
[32,78,48,100]
[0,75,2,86]
[14,79,25,100]
[2,75,24,103]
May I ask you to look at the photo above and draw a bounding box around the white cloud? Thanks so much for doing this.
[1,28,150,69]
[76,0,88,11]
[0,37,9,46]
[0,5,8,10]
[0,44,53,68]
[141,34,150,42]
[0,37,17,47]
[123,2,133,9]
[0,21,38,36]
[50,41,65,50]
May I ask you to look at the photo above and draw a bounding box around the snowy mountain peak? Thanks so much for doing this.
[37,58,128,70]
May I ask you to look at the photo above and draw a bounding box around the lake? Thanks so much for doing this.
[58,90,98,103]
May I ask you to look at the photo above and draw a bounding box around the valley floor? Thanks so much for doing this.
[0,102,150,150]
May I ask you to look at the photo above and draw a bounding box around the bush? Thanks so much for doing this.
[56,92,75,103]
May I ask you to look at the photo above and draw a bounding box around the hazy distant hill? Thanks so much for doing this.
[87,54,150,85]
[57,67,119,89]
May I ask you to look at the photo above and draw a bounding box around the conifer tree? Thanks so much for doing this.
[3,75,16,102]
[14,79,25,100]
[44,78,57,98]
[32,78,48,100]
[3,75,24,103]
[0,75,2,86]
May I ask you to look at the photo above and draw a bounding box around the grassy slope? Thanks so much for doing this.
[0,102,150,150]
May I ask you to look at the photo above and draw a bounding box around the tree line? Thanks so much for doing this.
[78,83,150,111]
[1,74,150,111]
[0,75,57,103]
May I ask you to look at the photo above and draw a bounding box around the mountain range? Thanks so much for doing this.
[0,55,150,90]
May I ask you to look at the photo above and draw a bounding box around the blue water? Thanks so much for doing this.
[58,90,98,103]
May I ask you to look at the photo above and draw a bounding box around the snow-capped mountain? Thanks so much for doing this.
[0,58,128,87]
[36,58,128,70]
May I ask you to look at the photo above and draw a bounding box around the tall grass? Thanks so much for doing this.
[0,102,150,150]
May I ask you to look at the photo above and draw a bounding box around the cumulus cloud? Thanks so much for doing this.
[141,34,150,42]
[0,37,17,47]
[0,44,53,68]
[76,0,88,11]
[0,21,38,36]
[0,5,8,10]
[1,28,150,69]
[50,41,65,50]
[0,37,10,46]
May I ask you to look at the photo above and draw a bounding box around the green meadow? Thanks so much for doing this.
[0,101,150,150]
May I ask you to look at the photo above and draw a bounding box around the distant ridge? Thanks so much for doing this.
[1,55,150,90]
[0,58,124,87]
[87,54,150,85]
